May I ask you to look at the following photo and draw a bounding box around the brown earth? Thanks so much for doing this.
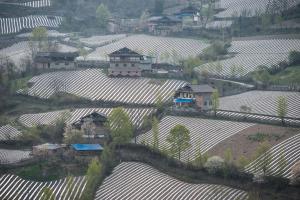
[207,124,300,163]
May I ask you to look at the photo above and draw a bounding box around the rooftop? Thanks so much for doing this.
[109,47,142,57]
[178,84,214,93]
[72,144,103,151]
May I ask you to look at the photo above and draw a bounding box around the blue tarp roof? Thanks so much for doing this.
[174,98,194,103]
[72,144,103,151]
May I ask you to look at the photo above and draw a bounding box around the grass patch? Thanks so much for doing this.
[247,132,283,142]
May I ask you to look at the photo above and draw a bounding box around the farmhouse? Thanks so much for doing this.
[34,52,79,70]
[175,5,200,23]
[108,47,145,77]
[72,112,109,139]
[147,16,182,36]
[174,84,214,111]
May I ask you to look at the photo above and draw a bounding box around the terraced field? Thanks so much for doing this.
[215,0,299,18]
[79,34,127,48]
[219,91,300,118]
[0,125,22,141]
[0,149,32,164]
[95,162,248,200]
[19,107,156,128]
[87,34,210,63]
[245,133,300,178]
[136,116,254,162]
[0,15,62,35]
[0,174,86,199]
[195,38,300,77]
[18,69,186,104]
[18,0,51,8]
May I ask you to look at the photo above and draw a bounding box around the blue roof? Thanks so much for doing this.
[72,144,103,151]
[174,98,194,103]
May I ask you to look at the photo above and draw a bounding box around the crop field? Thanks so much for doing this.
[0,15,62,35]
[215,0,299,18]
[0,149,32,164]
[205,20,233,30]
[87,34,210,63]
[18,69,187,104]
[0,41,78,70]
[195,38,300,77]
[79,34,127,48]
[0,174,86,199]
[19,107,156,128]
[0,125,22,141]
[18,0,51,8]
[245,133,300,178]
[136,116,254,162]
[95,162,248,200]
[219,91,300,118]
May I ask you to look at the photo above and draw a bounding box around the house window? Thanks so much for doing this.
[124,63,127,67]
[65,62,69,65]
[204,101,207,106]
[132,63,135,67]
[116,63,119,67]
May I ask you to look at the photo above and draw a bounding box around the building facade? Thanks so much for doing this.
[108,47,144,77]
[34,52,79,70]
[174,84,214,111]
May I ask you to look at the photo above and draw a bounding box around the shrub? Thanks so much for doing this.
[289,51,300,65]
[204,156,224,175]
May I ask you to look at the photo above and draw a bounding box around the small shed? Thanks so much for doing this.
[32,143,66,156]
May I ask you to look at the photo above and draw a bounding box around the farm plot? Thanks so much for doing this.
[18,69,187,104]
[79,34,127,48]
[95,162,248,200]
[0,41,78,70]
[195,38,300,77]
[215,0,299,18]
[245,133,300,178]
[0,174,86,199]
[18,0,51,8]
[0,125,22,141]
[219,91,300,118]
[136,116,254,162]
[0,15,63,35]
[0,149,32,164]
[87,34,210,63]
[19,107,156,128]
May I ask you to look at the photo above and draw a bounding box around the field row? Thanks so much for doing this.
[0,125,22,141]
[215,0,299,18]
[87,34,210,64]
[79,34,127,48]
[19,107,156,128]
[137,116,254,162]
[18,0,51,8]
[0,149,32,164]
[95,162,248,200]
[0,174,86,200]
[0,15,62,35]
[196,38,300,77]
[246,133,300,178]
[19,69,187,104]
[219,90,300,118]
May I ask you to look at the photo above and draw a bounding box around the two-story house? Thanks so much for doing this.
[174,84,214,111]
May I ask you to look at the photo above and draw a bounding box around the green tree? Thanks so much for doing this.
[238,155,249,170]
[166,124,191,160]
[154,0,165,15]
[155,92,164,113]
[224,148,233,165]
[79,47,88,61]
[96,4,111,29]
[193,139,207,168]
[29,27,48,58]
[254,141,273,176]
[107,107,133,148]
[100,145,114,174]
[39,187,55,200]
[277,96,288,125]
[63,127,84,144]
[211,89,220,117]
[182,56,203,79]
[81,158,102,200]
[152,117,159,149]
